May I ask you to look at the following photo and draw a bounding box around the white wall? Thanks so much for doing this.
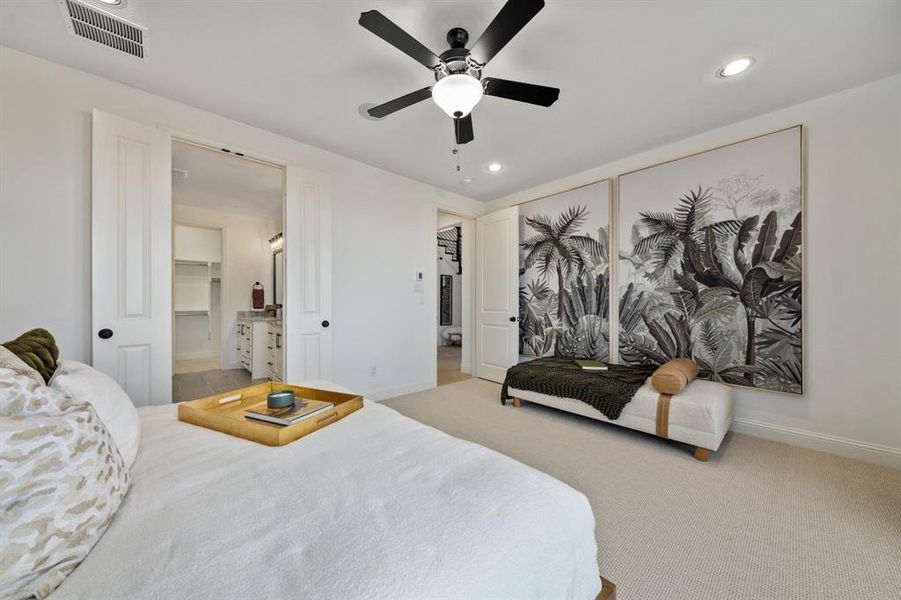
[174,224,222,263]
[173,205,277,369]
[487,75,901,468]
[0,47,481,399]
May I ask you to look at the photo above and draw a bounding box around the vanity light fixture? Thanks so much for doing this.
[717,57,754,78]
[269,233,284,251]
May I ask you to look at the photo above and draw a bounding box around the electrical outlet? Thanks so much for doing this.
[369,366,377,377]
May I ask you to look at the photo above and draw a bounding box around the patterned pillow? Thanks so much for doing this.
[0,346,44,388]
[0,371,130,599]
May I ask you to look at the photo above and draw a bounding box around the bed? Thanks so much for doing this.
[49,399,604,599]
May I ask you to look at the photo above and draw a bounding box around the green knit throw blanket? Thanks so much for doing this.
[501,356,656,421]
[2,328,59,383]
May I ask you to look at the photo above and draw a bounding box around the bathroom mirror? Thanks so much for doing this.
[273,249,284,306]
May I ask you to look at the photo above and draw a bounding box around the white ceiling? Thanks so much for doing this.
[172,141,282,220]
[2,1,900,201]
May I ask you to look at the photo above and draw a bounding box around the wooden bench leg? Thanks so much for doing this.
[512,398,521,408]
[597,577,616,600]
[693,446,712,462]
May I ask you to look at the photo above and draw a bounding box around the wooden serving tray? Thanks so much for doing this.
[177,382,363,446]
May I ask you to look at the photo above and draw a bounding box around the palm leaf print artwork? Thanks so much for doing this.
[519,182,611,361]
[617,126,802,394]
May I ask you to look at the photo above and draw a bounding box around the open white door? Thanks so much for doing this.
[284,166,333,383]
[475,205,519,383]
[92,109,172,405]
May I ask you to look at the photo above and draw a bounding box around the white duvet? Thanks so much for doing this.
[51,401,600,600]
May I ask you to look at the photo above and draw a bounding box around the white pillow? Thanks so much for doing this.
[50,360,141,468]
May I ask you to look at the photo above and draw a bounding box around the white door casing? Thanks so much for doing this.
[283,165,333,383]
[475,205,519,383]
[92,109,172,406]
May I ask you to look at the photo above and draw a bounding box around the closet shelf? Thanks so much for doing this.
[175,310,210,317]
[174,259,213,266]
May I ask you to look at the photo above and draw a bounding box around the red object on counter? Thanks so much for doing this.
[252,282,264,309]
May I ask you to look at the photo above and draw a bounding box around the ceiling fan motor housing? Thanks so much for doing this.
[436,29,482,82]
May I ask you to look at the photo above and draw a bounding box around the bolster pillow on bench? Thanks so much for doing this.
[651,358,699,394]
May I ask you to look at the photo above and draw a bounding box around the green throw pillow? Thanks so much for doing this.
[2,328,59,383]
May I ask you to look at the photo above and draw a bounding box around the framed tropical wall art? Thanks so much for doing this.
[616,126,803,394]
[518,180,612,360]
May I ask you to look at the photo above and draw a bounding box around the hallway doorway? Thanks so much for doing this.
[436,211,473,386]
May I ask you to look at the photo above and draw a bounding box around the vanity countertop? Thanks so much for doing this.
[237,311,280,323]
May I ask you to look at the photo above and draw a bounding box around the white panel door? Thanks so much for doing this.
[284,165,333,383]
[475,205,519,383]
[92,109,172,406]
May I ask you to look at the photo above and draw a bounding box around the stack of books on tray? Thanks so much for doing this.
[574,359,608,371]
[245,398,334,426]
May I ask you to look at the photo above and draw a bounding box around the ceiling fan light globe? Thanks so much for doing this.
[432,74,483,119]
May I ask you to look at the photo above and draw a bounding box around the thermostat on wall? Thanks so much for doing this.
[414,271,424,293]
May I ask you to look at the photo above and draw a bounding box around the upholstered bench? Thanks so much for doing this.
[505,361,734,461]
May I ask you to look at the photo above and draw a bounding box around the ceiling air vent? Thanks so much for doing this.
[60,0,146,58]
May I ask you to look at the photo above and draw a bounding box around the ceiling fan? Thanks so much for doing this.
[359,0,560,145]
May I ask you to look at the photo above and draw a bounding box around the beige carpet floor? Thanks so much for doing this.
[383,378,901,600]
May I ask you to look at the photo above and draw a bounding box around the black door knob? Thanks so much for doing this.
[98,328,114,339]
[321,320,330,328]
[509,317,517,322]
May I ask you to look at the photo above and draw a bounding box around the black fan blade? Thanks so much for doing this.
[368,87,433,118]
[483,77,559,107]
[468,0,545,66]
[455,114,474,145]
[359,11,442,69]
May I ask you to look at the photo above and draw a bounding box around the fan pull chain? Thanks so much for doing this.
[452,140,461,172]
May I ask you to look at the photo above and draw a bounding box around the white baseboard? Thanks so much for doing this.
[732,417,901,470]
[364,380,435,403]
[174,351,220,361]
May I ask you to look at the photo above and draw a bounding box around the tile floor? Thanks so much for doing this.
[174,356,221,375]
[172,368,267,403]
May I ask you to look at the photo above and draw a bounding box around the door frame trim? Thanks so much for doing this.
[434,208,476,382]
[161,127,320,387]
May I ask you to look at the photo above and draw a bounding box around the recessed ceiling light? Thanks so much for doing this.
[461,177,473,184]
[95,0,123,5]
[487,163,503,173]
[717,57,754,78]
